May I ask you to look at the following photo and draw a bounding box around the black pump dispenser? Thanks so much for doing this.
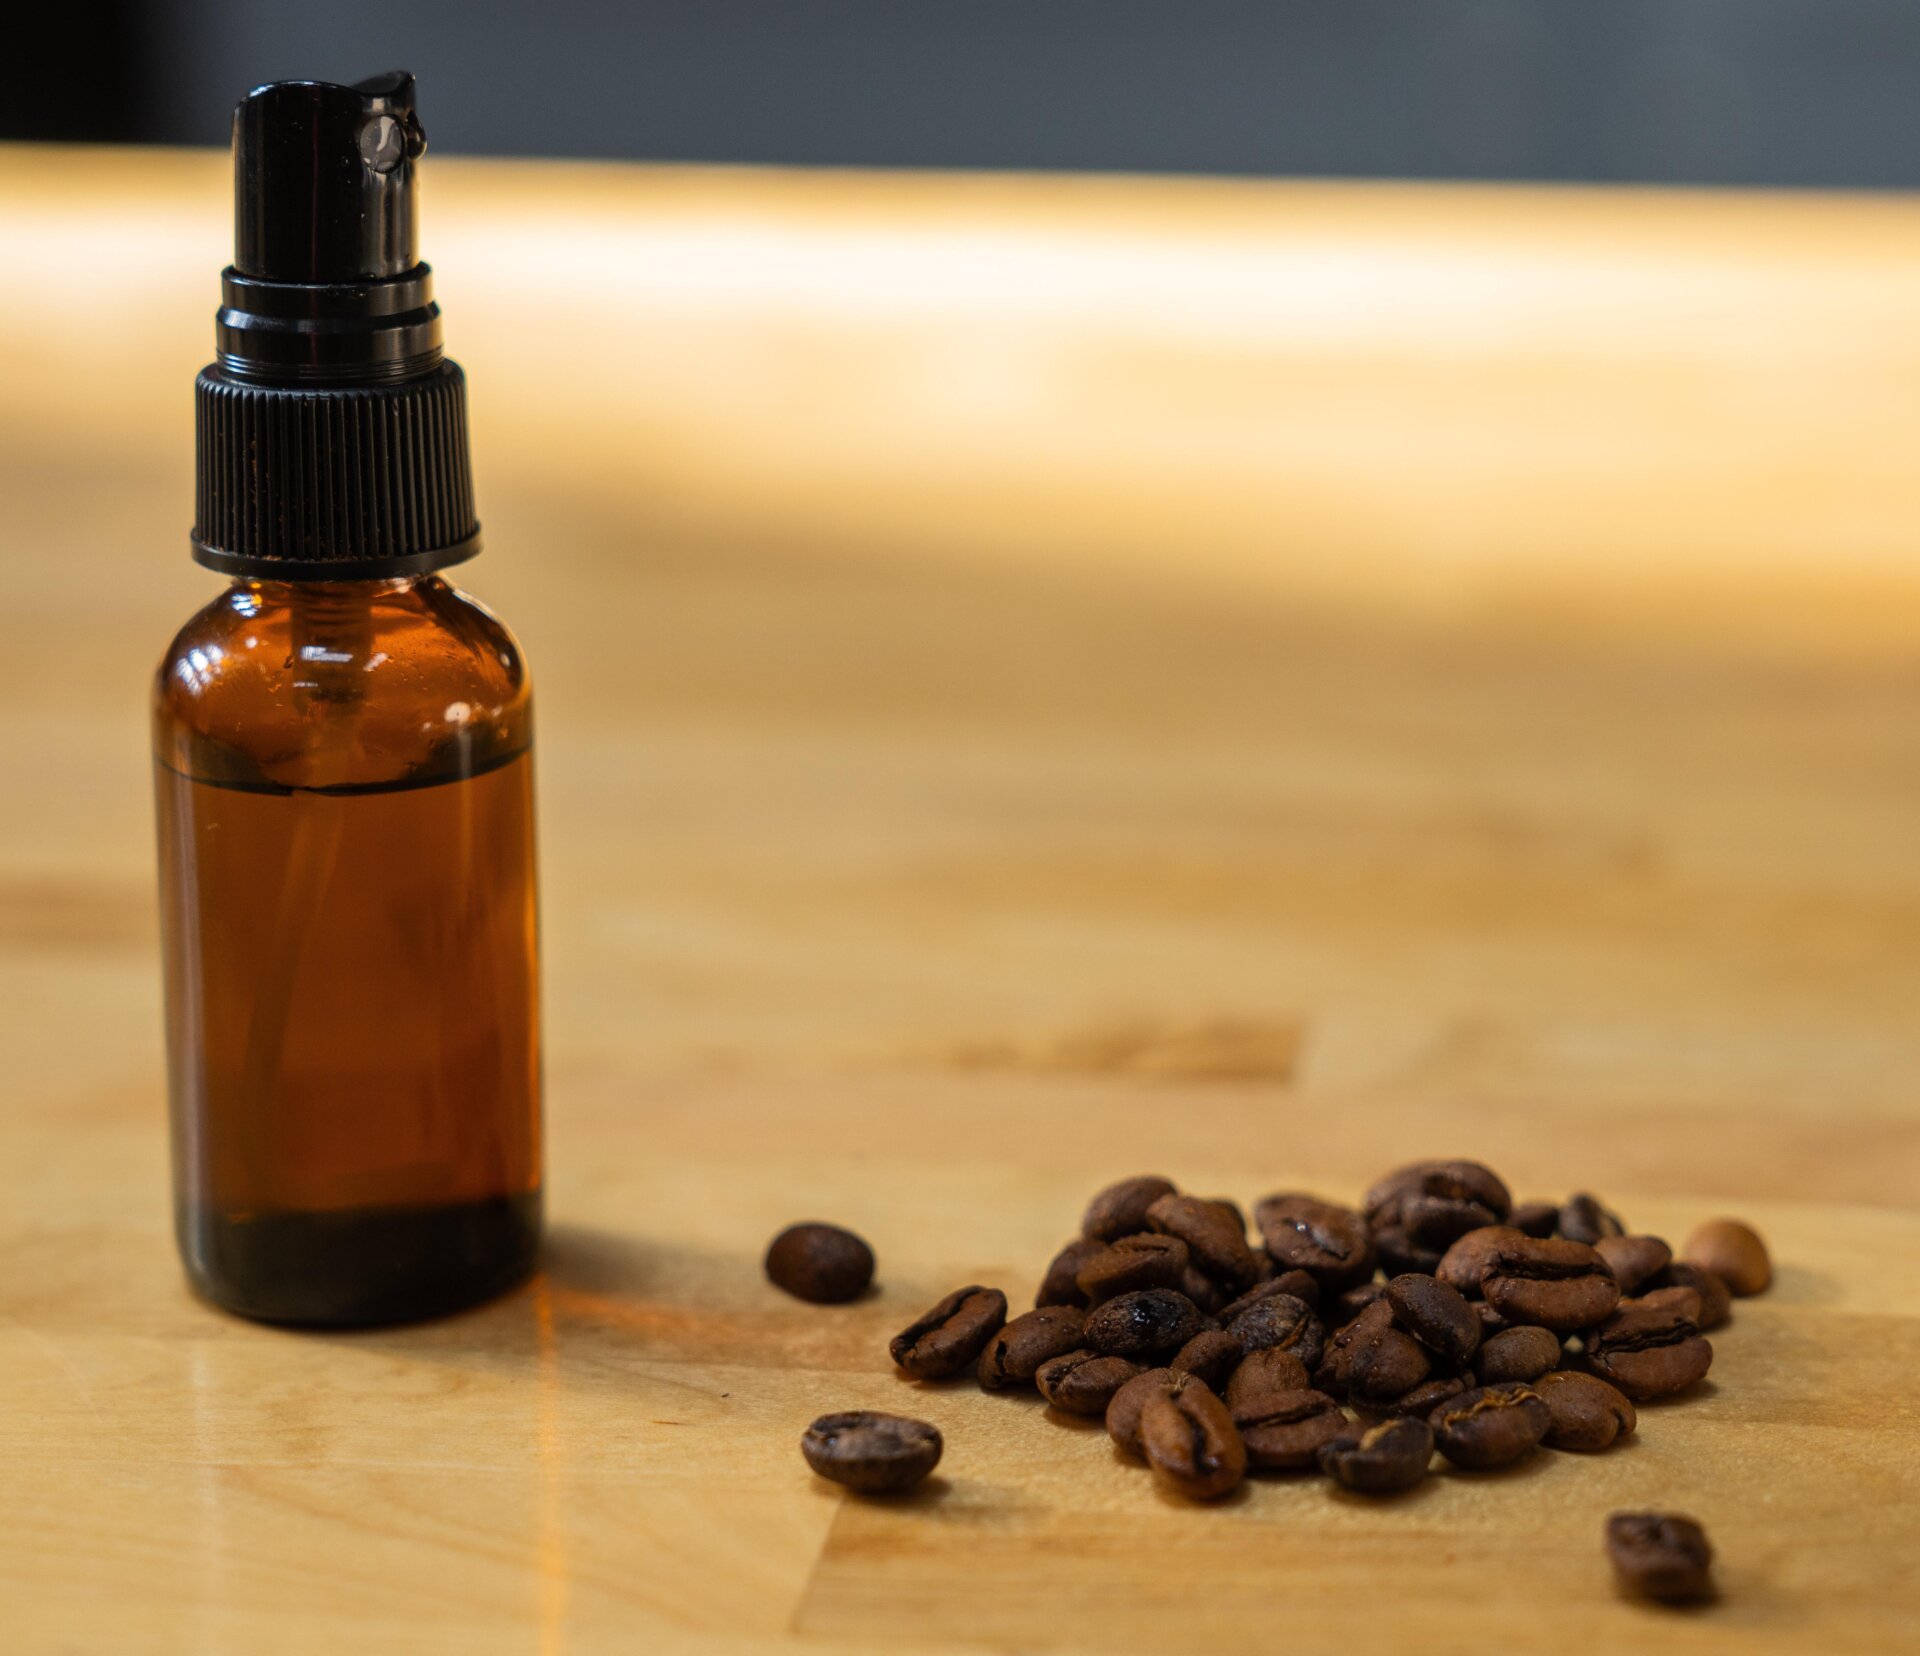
[193,72,480,580]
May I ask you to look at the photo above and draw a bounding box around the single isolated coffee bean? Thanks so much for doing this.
[1036,1237,1105,1308]
[1558,1192,1625,1245]
[1224,1345,1312,1413]
[978,1305,1087,1390]
[1683,1217,1771,1297]
[890,1285,1009,1379]
[1653,1261,1732,1331]
[1510,1201,1559,1239]
[801,1411,941,1494]
[1606,1512,1715,1604]
[1105,1367,1177,1455]
[765,1222,875,1304]
[1140,1373,1247,1499]
[1082,1175,1178,1242]
[1077,1233,1190,1304]
[1317,1415,1435,1494]
[1254,1193,1376,1291]
[1219,1272,1322,1325]
[1535,1371,1636,1452]
[1035,1348,1145,1415]
[1431,1383,1549,1470]
[1482,1236,1621,1332]
[1147,1193,1261,1290]
[1234,1387,1348,1471]
[1474,1324,1563,1385]
[1436,1226,1523,1298]
[1584,1301,1712,1401]
[1595,1234,1672,1297]
[1083,1288,1207,1360]
[1226,1293,1325,1372]
[1364,1160,1513,1249]
[1170,1329,1244,1390]
[1386,1272,1481,1366]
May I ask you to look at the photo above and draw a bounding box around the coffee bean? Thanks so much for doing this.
[1223,1345,1312,1413]
[1140,1374,1247,1498]
[1076,1233,1190,1304]
[1373,1228,1445,1278]
[1511,1201,1559,1239]
[1653,1261,1732,1331]
[1233,1387,1348,1471]
[1147,1193,1260,1290]
[1083,1288,1207,1359]
[1105,1367,1177,1455]
[1035,1348,1145,1415]
[978,1305,1088,1390]
[1219,1272,1322,1324]
[1036,1238,1105,1308]
[1535,1371,1636,1451]
[1606,1512,1714,1603]
[1435,1225,1524,1298]
[1349,1318,1432,1402]
[1204,1195,1250,1236]
[1170,1329,1244,1390]
[1317,1415,1435,1493]
[1082,1175,1179,1243]
[1430,1383,1549,1470]
[1254,1193,1375,1291]
[1333,1281,1388,1323]
[1473,1300,1510,1336]
[1226,1293,1325,1371]
[801,1411,942,1494]
[1682,1217,1770,1297]
[1356,1372,1468,1420]
[1474,1324,1563,1384]
[1584,1301,1712,1401]
[1594,1234,1672,1296]
[1558,1192,1625,1245]
[1365,1160,1512,1249]
[889,1285,1009,1379]
[1482,1236,1621,1332]
[1628,1285,1703,1324]
[1386,1273,1481,1366]
[764,1222,875,1303]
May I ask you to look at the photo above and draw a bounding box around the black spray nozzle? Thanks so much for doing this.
[234,72,427,282]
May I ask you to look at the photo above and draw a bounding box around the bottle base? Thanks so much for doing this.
[177,1190,542,1327]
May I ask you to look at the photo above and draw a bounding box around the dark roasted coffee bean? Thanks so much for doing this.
[1431,1383,1549,1470]
[1386,1273,1481,1366]
[1170,1329,1244,1390]
[1535,1371,1636,1451]
[1233,1387,1348,1471]
[1318,1415,1434,1493]
[1510,1201,1559,1238]
[1350,1321,1431,1402]
[1035,1348,1145,1415]
[764,1222,875,1303]
[1205,1196,1250,1235]
[1356,1372,1468,1420]
[1227,1293,1325,1371]
[1595,1234,1672,1296]
[1584,1301,1712,1400]
[1365,1160,1512,1249]
[1224,1345,1312,1413]
[1558,1192,1625,1245]
[889,1285,1008,1379]
[1254,1193,1375,1291]
[1482,1236,1621,1331]
[1474,1324,1563,1384]
[1629,1285,1703,1324]
[1147,1193,1261,1290]
[1105,1366,1177,1455]
[978,1305,1087,1390]
[1219,1272,1321,1325]
[1084,1288,1207,1359]
[1373,1227,1445,1278]
[1314,1298,1391,1397]
[801,1411,941,1494]
[1334,1281,1388,1323]
[1082,1175,1178,1242]
[1140,1374,1246,1498]
[1606,1512,1715,1603]
[1178,1262,1229,1315]
[1076,1233,1189,1304]
[1683,1217,1770,1296]
[1435,1225,1523,1298]
[1473,1300,1509,1335]
[1653,1261,1732,1331]
[1036,1237,1105,1308]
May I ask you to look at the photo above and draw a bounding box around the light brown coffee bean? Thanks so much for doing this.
[1682,1217,1770,1296]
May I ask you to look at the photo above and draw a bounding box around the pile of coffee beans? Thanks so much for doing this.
[798,1162,1765,1596]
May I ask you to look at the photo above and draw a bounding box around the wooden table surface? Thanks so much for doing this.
[2,148,1918,1653]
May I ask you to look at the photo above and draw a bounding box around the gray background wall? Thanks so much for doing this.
[10,0,1920,188]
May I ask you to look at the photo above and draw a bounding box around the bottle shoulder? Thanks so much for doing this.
[154,576,531,789]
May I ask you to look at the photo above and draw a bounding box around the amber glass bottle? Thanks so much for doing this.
[155,74,541,1323]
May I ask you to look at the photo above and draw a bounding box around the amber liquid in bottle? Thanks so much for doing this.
[155,577,542,1324]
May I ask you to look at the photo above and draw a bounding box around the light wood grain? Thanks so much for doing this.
[1,148,1917,1653]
